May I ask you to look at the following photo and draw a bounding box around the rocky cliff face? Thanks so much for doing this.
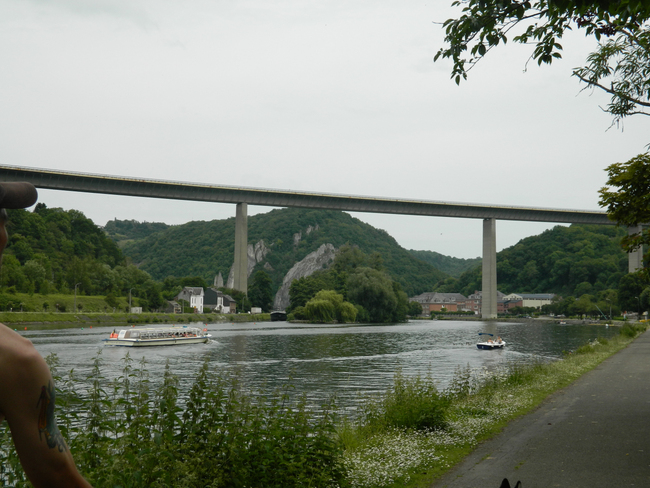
[272,243,336,311]
[226,240,271,288]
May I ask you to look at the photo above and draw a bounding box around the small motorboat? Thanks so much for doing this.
[476,333,506,350]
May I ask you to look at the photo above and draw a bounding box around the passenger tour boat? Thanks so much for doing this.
[103,326,212,347]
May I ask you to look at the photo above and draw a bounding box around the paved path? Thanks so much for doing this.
[432,330,650,488]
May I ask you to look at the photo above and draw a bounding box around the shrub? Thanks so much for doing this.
[620,323,646,337]
[575,343,597,354]
[358,370,448,435]
[305,298,336,323]
[289,306,307,320]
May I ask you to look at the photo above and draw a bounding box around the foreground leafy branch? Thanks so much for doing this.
[435,0,650,126]
[599,153,650,278]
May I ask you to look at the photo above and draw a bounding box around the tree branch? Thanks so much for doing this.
[574,73,650,108]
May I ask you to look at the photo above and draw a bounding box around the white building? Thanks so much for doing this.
[503,293,555,309]
[176,286,205,313]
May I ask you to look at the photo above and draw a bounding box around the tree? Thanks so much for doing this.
[218,287,252,313]
[599,154,650,279]
[304,298,336,323]
[640,286,650,315]
[105,293,119,309]
[347,267,408,323]
[288,271,336,311]
[618,273,646,313]
[573,26,650,126]
[179,276,208,289]
[143,281,164,312]
[23,260,46,294]
[248,270,273,312]
[304,290,357,323]
[435,0,650,124]
[408,300,423,316]
[572,294,598,317]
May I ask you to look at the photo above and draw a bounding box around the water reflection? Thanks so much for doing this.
[24,320,618,412]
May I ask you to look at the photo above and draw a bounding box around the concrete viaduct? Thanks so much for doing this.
[0,165,640,319]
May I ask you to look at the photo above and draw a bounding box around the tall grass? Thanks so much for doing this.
[0,352,347,488]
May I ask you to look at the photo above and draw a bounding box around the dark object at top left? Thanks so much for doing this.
[0,182,38,209]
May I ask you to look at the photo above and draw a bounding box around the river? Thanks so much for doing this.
[25,319,617,414]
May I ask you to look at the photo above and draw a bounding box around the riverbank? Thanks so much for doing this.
[431,314,631,327]
[431,326,650,488]
[0,311,271,330]
[340,322,647,488]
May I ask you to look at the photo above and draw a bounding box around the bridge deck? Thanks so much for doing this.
[0,165,613,225]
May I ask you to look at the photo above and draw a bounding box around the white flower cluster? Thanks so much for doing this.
[342,428,444,487]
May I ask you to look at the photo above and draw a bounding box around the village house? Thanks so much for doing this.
[175,286,205,313]
[409,292,467,313]
[457,290,506,314]
[204,288,237,313]
[503,293,556,311]
[411,290,555,316]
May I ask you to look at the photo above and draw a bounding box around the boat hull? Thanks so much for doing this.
[103,335,211,347]
[477,341,505,350]
[270,311,287,321]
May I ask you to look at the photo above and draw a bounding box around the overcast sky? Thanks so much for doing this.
[1,0,647,259]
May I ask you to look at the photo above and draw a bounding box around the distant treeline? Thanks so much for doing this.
[1,204,648,318]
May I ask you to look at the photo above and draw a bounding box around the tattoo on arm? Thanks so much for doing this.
[36,381,67,452]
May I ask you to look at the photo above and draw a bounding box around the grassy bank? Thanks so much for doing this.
[0,311,270,329]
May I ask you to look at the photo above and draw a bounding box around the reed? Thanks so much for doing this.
[0,352,347,488]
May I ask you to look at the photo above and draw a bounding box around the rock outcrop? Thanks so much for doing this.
[226,240,271,288]
[273,243,336,311]
[214,272,224,289]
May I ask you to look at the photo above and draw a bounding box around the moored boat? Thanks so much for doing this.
[103,326,212,347]
[476,333,505,350]
[270,310,287,322]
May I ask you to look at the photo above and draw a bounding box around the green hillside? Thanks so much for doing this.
[0,204,167,312]
[449,224,629,297]
[2,204,126,295]
[408,249,481,277]
[104,219,170,245]
[117,208,450,297]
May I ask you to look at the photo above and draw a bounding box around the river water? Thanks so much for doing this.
[25,319,617,414]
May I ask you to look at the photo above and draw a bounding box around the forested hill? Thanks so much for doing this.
[3,204,126,294]
[1,204,631,305]
[408,250,481,277]
[447,224,628,297]
[115,208,450,297]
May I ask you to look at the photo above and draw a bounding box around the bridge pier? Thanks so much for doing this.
[233,203,248,293]
[482,218,498,319]
[628,225,644,273]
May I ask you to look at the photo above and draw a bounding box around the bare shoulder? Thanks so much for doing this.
[0,323,40,364]
[0,324,47,401]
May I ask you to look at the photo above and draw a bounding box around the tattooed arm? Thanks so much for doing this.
[0,324,92,488]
